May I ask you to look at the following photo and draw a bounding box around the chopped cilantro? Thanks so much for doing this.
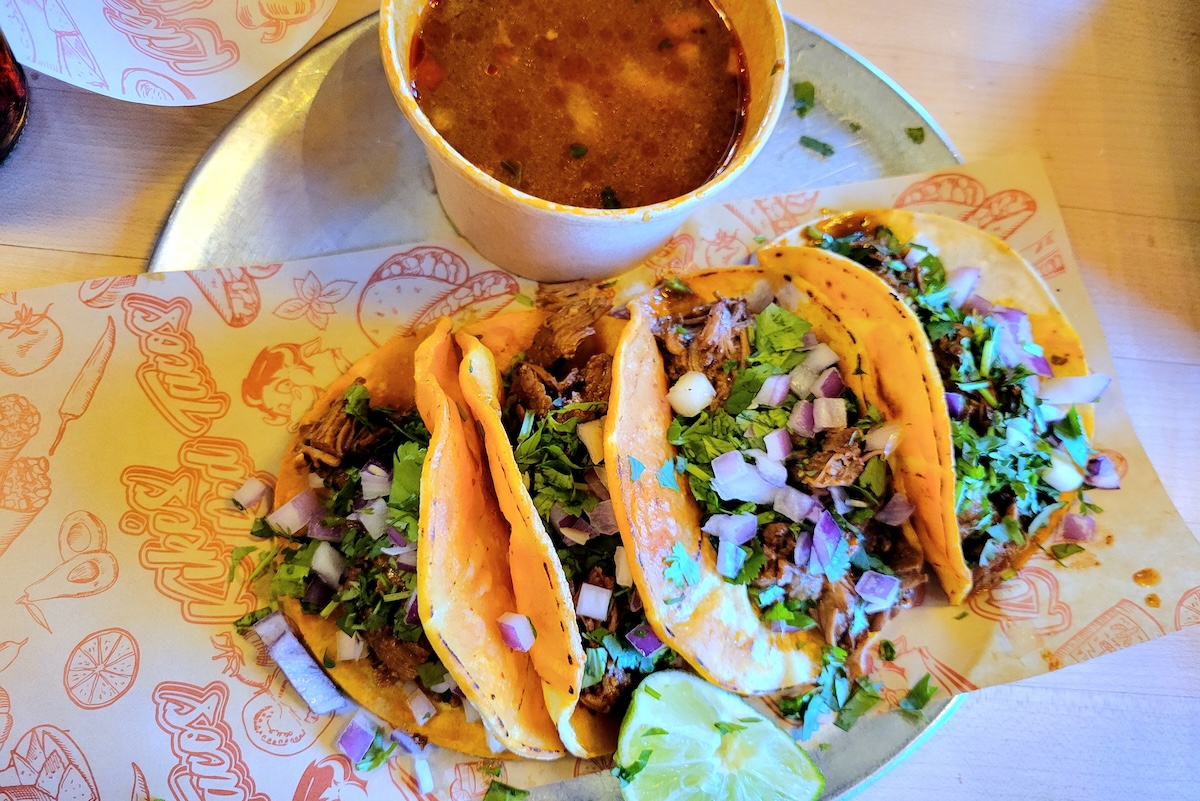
[644,685,661,700]
[905,126,926,144]
[792,80,816,117]
[754,303,812,365]
[512,402,605,517]
[777,645,849,740]
[388,441,426,542]
[643,727,669,736]
[615,749,653,785]
[322,652,336,669]
[581,647,607,689]
[499,160,523,184]
[416,660,447,691]
[725,363,776,415]
[663,542,700,589]
[800,135,834,157]
[878,639,896,661]
[1049,542,1086,562]
[232,605,275,633]
[601,186,622,209]
[569,143,588,159]
[629,456,647,482]
[602,633,663,674]
[835,677,882,731]
[714,721,747,735]
[753,234,767,244]
[343,382,372,426]
[249,517,276,540]
[356,727,398,772]
[482,781,530,801]
[227,544,258,583]
[898,673,937,721]
[661,276,693,295]
[480,762,502,778]
[657,460,680,492]
[847,120,862,133]
[731,540,767,584]
[513,292,534,307]
[954,610,969,620]
[763,599,816,630]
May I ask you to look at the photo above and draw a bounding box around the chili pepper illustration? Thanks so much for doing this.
[49,317,115,456]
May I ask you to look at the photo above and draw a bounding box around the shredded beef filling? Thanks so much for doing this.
[799,428,868,488]
[364,629,431,685]
[292,378,393,483]
[652,296,751,408]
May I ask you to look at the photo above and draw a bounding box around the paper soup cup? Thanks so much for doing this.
[381,0,790,282]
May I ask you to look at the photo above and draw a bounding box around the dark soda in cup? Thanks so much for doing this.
[0,28,28,163]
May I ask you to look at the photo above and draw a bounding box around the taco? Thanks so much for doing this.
[457,288,672,758]
[605,251,942,698]
[795,210,1112,602]
[259,317,565,759]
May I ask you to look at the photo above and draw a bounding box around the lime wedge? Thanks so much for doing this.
[615,671,824,801]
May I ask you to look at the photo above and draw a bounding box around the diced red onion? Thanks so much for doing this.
[303,576,334,607]
[1037,374,1111,405]
[336,629,366,661]
[854,570,901,613]
[265,625,344,713]
[614,546,633,587]
[806,501,825,524]
[754,374,792,407]
[1061,513,1096,542]
[625,624,665,658]
[390,727,428,756]
[1041,449,1084,492]
[744,281,775,313]
[787,400,816,438]
[748,451,788,488]
[716,539,746,579]
[793,530,813,566]
[812,367,844,399]
[1040,403,1069,423]
[337,712,376,763]
[803,343,840,373]
[586,500,620,535]
[267,489,321,536]
[253,610,290,648]
[945,267,982,309]
[875,493,916,526]
[1085,454,1121,490]
[586,467,611,501]
[773,485,817,523]
[387,526,409,548]
[991,308,1053,377]
[813,397,848,430]
[405,682,437,726]
[945,392,966,419]
[764,428,792,461]
[576,583,612,621]
[828,486,850,514]
[393,548,419,573]
[311,541,346,589]
[864,422,903,457]
[405,592,421,625]
[962,294,994,315]
[702,513,758,545]
[712,469,778,504]
[497,613,536,652]
[360,462,392,500]
[801,330,819,349]
[233,477,271,512]
[307,514,344,543]
[462,699,482,724]
[549,505,572,533]
[789,365,819,398]
[667,371,718,418]
[429,672,458,694]
[712,450,749,482]
[770,620,803,634]
[350,498,389,540]
[811,512,843,576]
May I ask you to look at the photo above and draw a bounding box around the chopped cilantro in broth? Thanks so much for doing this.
[410,0,748,208]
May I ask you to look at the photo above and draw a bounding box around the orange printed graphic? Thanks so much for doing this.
[0,301,63,377]
[64,627,139,710]
[1018,231,1066,279]
[102,0,240,76]
[1053,599,1165,666]
[389,760,439,801]
[242,338,353,429]
[188,263,282,328]
[1174,586,1200,630]
[966,566,1072,636]
[18,510,119,633]
[152,680,270,801]
[295,755,369,801]
[444,761,510,800]
[131,761,152,801]
[77,275,138,309]
[0,456,51,560]
[894,173,1036,240]
[211,630,334,755]
[119,437,265,623]
[0,687,9,751]
[0,639,26,673]
[357,246,520,346]
[0,724,100,801]
[723,191,821,240]
[0,393,40,474]
[574,755,614,777]
[121,294,231,437]
[121,67,197,102]
[642,233,697,279]
[2,0,108,88]
[273,271,357,330]
[49,317,116,455]
[856,635,977,707]
[236,0,324,44]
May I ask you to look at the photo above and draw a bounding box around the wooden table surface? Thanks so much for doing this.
[1,0,1196,798]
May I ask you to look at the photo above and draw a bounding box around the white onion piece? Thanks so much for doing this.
[716,539,746,579]
[576,582,613,620]
[351,497,389,540]
[497,612,536,652]
[560,527,592,546]
[788,400,815,438]
[360,463,392,500]
[1039,403,1070,424]
[337,711,376,763]
[577,417,606,465]
[1041,449,1084,492]
[828,486,851,514]
[336,630,365,661]
[311,541,346,589]
[413,758,434,793]
[803,343,840,373]
[711,469,778,504]
[788,365,819,398]
[764,428,792,461]
[813,397,848,430]
[744,280,775,313]
[267,489,321,535]
[750,453,788,487]
[381,541,418,557]
[711,450,749,483]
[266,626,344,714]
[701,513,758,545]
[773,486,817,523]
[232,477,271,512]
[307,472,325,489]
[486,729,506,753]
[462,699,482,723]
[875,493,915,526]
[1036,374,1111,405]
[946,267,982,308]
[753,374,791,407]
[614,546,633,587]
[404,682,437,726]
[864,422,903,457]
[667,371,717,417]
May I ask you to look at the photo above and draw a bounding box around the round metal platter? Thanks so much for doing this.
[148,13,964,799]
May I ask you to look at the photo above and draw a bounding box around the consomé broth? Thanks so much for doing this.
[410,0,748,209]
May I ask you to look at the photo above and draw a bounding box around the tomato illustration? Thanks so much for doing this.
[0,304,63,376]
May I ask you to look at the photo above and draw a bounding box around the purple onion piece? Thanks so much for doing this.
[962,294,995,315]
[787,400,816,439]
[945,392,966,419]
[586,499,620,535]
[854,570,901,613]
[387,526,408,548]
[252,610,290,648]
[585,468,611,502]
[712,450,748,483]
[1085,454,1121,490]
[875,493,916,526]
[793,530,813,566]
[405,591,421,625]
[390,727,427,756]
[266,628,344,714]
[946,267,982,308]
[716,539,746,579]
[701,513,758,545]
[625,624,665,658]
[764,428,793,461]
[828,486,850,514]
[811,511,843,574]
[813,367,844,399]
[1061,513,1096,542]
[770,619,803,634]
[337,712,376,764]
[773,485,817,523]
[801,330,819,349]
[307,514,344,543]
[303,576,334,608]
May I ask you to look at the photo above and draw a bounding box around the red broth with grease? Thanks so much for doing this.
[410,0,748,209]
